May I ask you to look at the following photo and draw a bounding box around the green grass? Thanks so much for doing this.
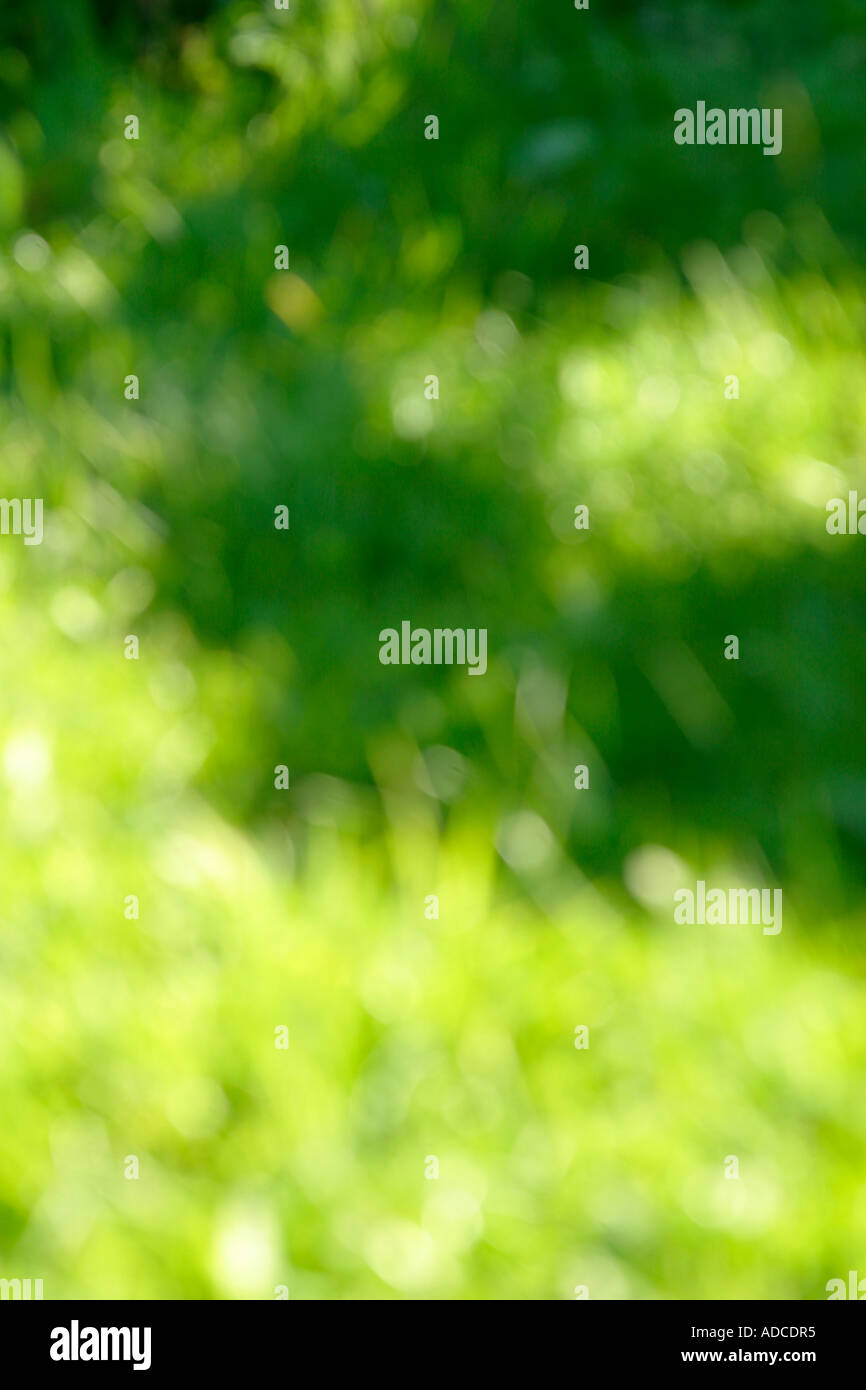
[1,0,865,1299]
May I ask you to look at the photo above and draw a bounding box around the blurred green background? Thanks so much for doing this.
[0,0,865,1299]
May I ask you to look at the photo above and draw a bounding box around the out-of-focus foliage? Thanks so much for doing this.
[0,0,864,1299]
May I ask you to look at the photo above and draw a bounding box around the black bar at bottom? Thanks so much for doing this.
[2,1298,862,1376]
